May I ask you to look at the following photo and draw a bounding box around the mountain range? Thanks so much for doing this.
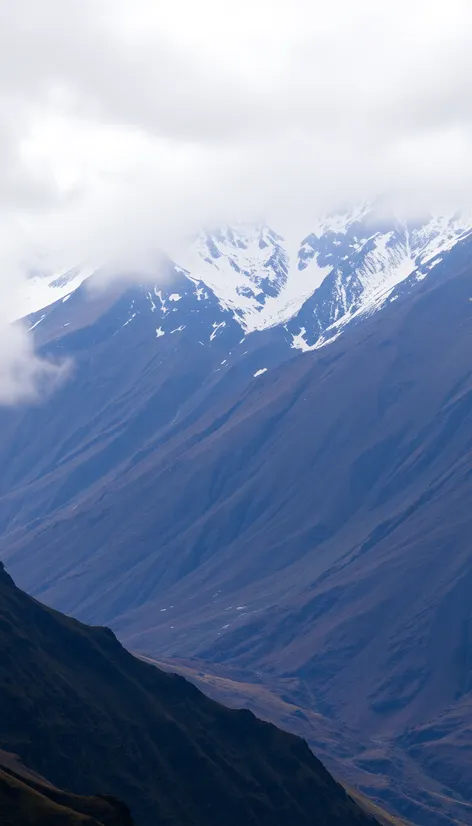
[1,204,472,825]
[14,204,472,347]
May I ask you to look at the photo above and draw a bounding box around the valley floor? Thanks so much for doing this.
[136,653,472,826]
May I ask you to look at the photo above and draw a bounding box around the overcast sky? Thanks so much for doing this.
[1,0,472,401]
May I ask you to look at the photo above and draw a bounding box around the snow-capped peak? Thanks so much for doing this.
[284,207,472,351]
[176,223,332,333]
[13,205,472,354]
[10,265,93,323]
[173,207,472,339]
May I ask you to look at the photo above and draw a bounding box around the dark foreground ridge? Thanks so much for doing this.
[0,562,377,826]
[0,753,133,826]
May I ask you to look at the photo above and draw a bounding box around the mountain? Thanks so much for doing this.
[135,654,471,826]
[15,205,472,348]
[0,562,378,826]
[2,206,472,824]
[174,207,472,346]
[10,264,93,324]
[2,205,471,539]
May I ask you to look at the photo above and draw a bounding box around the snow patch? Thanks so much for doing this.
[290,327,316,352]
[122,312,136,328]
[147,291,157,311]
[28,314,46,331]
[154,289,169,316]
[210,321,226,341]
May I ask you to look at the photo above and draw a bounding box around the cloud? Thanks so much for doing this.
[3,0,472,224]
[3,0,472,207]
[0,224,70,404]
[0,319,70,405]
[0,0,472,401]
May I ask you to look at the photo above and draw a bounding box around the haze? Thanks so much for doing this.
[0,0,471,401]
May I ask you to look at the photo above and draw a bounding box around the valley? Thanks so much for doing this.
[1,208,472,825]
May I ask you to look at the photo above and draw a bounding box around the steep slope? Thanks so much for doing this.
[176,207,472,346]
[7,234,472,705]
[2,210,472,826]
[2,209,471,543]
[0,266,289,536]
[137,655,468,826]
[284,208,472,349]
[4,234,472,824]
[15,207,472,349]
[2,207,468,537]
[0,562,377,826]
[0,757,133,826]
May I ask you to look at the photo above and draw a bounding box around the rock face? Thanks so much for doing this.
[0,562,378,826]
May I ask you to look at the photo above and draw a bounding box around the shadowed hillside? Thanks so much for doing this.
[0,759,133,826]
[0,562,378,826]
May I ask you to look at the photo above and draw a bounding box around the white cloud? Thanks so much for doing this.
[0,319,69,404]
[0,224,70,403]
[0,0,472,401]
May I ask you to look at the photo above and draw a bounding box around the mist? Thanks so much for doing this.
[1,0,472,401]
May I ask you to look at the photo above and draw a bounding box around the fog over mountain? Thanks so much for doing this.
[2,5,472,824]
[1,0,472,401]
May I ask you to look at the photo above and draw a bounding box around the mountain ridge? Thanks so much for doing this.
[16,206,472,353]
[2,211,472,826]
[0,758,134,826]
[0,560,379,826]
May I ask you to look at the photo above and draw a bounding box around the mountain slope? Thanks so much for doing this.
[15,207,472,350]
[2,209,472,544]
[2,211,472,826]
[0,266,290,538]
[0,757,133,826]
[137,655,466,826]
[4,233,472,824]
[0,561,378,826]
[2,207,468,536]
[283,208,472,349]
[9,233,472,716]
